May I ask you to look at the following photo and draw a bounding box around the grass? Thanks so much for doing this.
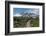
[31,17,39,27]
[13,16,39,28]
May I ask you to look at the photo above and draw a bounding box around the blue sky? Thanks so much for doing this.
[13,8,39,16]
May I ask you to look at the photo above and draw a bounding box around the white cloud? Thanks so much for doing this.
[24,9,32,13]
[24,9,39,15]
[32,9,39,15]
[13,14,22,17]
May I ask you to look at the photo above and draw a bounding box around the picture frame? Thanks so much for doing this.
[5,1,45,35]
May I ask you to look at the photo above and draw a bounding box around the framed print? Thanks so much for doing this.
[5,1,45,35]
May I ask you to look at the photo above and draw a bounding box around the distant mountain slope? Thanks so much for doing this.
[13,12,39,18]
[21,12,39,18]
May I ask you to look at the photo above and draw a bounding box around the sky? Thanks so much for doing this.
[13,8,39,16]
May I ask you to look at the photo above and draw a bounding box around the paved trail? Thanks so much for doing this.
[26,20,32,27]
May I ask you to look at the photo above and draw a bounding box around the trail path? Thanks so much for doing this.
[26,20,31,27]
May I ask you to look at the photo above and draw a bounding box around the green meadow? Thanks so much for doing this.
[13,16,39,28]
